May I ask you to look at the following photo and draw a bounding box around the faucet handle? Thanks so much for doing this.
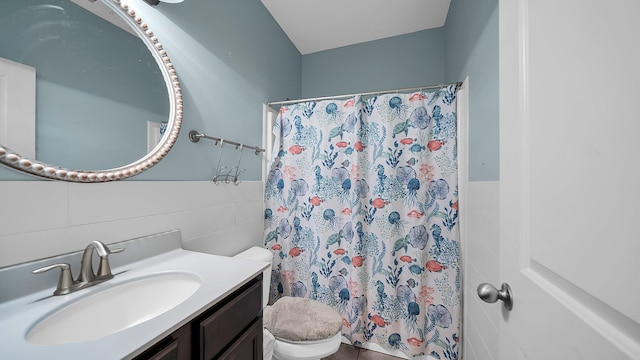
[108,246,124,254]
[33,263,75,296]
[96,245,124,278]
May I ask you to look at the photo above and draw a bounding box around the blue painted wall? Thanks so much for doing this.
[300,0,499,181]
[130,0,302,181]
[1,0,498,181]
[0,0,301,180]
[301,28,446,98]
[444,0,499,181]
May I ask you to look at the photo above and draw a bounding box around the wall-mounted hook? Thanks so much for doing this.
[224,166,238,184]
[212,139,226,184]
[233,145,246,186]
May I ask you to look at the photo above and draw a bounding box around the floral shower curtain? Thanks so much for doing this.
[264,84,461,359]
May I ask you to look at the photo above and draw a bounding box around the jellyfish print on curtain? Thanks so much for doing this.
[264,84,461,359]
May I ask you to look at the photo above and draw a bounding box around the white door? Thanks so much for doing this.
[0,57,35,159]
[262,104,279,182]
[498,0,640,359]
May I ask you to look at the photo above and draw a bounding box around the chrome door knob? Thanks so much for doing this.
[477,282,513,311]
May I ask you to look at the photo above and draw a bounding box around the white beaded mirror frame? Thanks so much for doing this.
[0,0,183,182]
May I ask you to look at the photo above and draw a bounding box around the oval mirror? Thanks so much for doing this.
[0,0,182,182]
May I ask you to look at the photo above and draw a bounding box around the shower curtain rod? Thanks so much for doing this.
[267,81,462,106]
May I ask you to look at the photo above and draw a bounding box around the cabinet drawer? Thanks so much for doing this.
[133,323,191,360]
[199,280,262,360]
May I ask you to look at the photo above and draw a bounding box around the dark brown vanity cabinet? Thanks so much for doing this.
[134,275,263,360]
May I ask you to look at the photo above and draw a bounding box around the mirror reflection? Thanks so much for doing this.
[0,0,169,171]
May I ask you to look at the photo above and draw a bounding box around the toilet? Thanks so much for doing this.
[234,247,342,360]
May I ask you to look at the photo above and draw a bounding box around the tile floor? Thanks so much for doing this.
[322,343,404,360]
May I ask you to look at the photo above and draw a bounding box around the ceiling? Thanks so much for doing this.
[260,0,451,55]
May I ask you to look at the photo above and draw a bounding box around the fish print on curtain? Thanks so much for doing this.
[264,84,461,359]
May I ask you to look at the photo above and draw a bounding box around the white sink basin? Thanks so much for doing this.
[26,272,201,345]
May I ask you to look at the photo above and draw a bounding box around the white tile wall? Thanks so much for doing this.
[463,181,500,360]
[1,179,501,360]
[0,181,265,268]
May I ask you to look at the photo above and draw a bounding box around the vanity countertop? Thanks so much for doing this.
[0,246,268,360]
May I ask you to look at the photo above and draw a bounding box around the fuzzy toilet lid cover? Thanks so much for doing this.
[264,296,342,342]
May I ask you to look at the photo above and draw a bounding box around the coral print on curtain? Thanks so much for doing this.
[264,84,461,359]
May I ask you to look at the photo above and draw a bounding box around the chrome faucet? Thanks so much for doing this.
[78,240,122,283]
[32,241,124,296]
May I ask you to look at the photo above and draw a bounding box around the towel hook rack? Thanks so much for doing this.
[189,130,263,185]
[189,130,265,154]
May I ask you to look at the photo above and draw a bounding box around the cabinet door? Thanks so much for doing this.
[199,281,262,359]
[218,320,263,360]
